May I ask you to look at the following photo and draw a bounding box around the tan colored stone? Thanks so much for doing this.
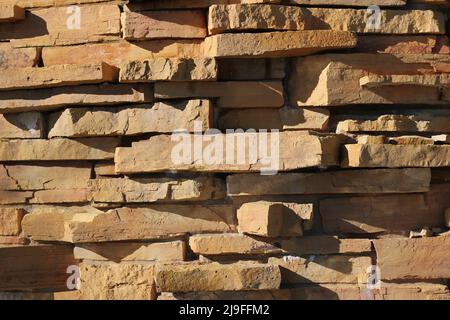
[115,132,341,174]
[31,189,88,204]
[122,10,206,40]
[373,236,450,280]
[0,138,118,161]
[88,176,225,203]
[0,43,38,68]
[79,262,156,300]
[320,184,450,234]
[357,135,387,144]
[22,205,236,243]
[2,0,117,8]
[281,236,373,255]
[227,168,430,196]
[0,235,27,245]
[1,4,121,47]
[189,233,282,255]
[209,5,444,35]
[432,134,450,144]
[0,84,153,113]
[269,255,371,284]
[155,81,283,108]
[204,30,357,58]
[75,241,185,262]
[374,282,450,300]
[218,58,285,80]
[289,0,405,6]
[94,162,117,176]
[0,163,91,190]
[120,58,217,82]
[0,112,43,138]
[219,107,329,131]
[388,135,434,145]
[126,0,282,11]
[48,100,211,138]
[0,63,117,91]
[237,201,313,237]
[0,191,33,204]
[0,3,25,22]
[156,261,281,292]
[356,35,450,54]
[0,208,26,236]
[337,112,450,134]
[361,74,450,88]
[290,54,449,106]
[343,144,450,168]
[42,40,204,67]
[0,245,76,291]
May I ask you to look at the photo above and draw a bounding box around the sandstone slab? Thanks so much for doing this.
[218,58,285,80]
[237,201,313,237]
[115,132,342,174]
[156,262,281,292]
[0,138,118,161]
[227,168,430,196]
[0,112,43,138]
[155,81,283,108]
[122,10,206,40]
[0,3,25,22]
[87,176,225,203]
[342,144,450,168]
[75,241,185,262]
[48,100,212,138]
[281,236,373,255]
[79,262,156,300]
[373,236,450,280]
[0,84,153,113]
[0,208,26,236]
[22,205,236,243]
[0,43,38,68]
[0,63,117,91]
[204,30,357,58]
[119,58,217,82]
[320,184,450,234]
[289,0,405,6]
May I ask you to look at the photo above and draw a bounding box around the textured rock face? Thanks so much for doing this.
[155,262,281,292]
[1,0,450,301]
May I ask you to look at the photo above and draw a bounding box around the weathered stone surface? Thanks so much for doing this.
[79,262,156,300]
[237,201,313,237]
[48,100,212,138]
[361,74,450,88]
[289,0,405,6]
[219,107,329,131]
[2,0,116,8]
[320,184,450,234]
[433,134,450,144]
[0,112,43,138]
[75,241,185,262]
[290,54,449,106]
[0,138,118,161]
[120,58,217,82]
[209,5,444,35]
[373,236,450,280]
[388,135,434,145]
[0,208,26,236]
[0,63,117,91]
[22,205,236,243]
[94,162,117,176]
[204,30,357,58]
[126,0,282,11]
[156,262,281,292]
[0,163,91,191]
[218,58,285,80]
[0,84,153,113]
[0,191,33,205]
[0,43,38,68]
[155,81,283,108]
[189,233,282,255]
[337,112,450,134]
[342,144,450,168]
[122,10,206,40]
[269,255,371,284]
[357,135,386,144]
[227,168,430,196]
[281,236,373,255]
[0,245,76,291]
[87,176,225,203]
[1,4,121,47]
[42,40,204,67]
[356,35,450,54]
[115,132,342,174]
[0,3,25,22]
[0,235,28,245]
[374,282,450,300]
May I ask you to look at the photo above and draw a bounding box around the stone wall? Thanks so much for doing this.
[0,0,449,300]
